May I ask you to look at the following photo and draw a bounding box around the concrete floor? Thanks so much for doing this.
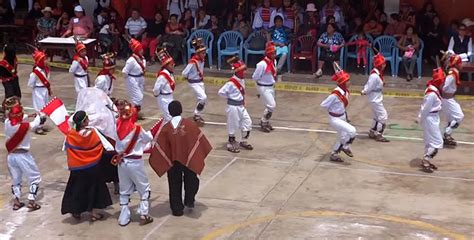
[0,65,473,240]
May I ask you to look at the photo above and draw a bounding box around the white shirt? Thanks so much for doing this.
[447,36,472,62]
[182,59,204,80]
[99,24,109,34]
[115,126,153,158]
[125,17,147,36]
[5,114,41,151]
[218,76,245,101]
[362,68,384,103]
[94,74,113,96]
[153,69,175,96]
[418,85,442,120]
[320,87,347,115]
[171,115,182,128]
[442,71,458,94]
[69,56,89,76]
[122,56,146,76]
[28,66,50,88]
[252,59,276,85]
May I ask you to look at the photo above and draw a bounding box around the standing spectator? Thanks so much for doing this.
[36,7,57,40]
[195,8,210,29]
[167,0,184,21]
[268,15,292,74]
[315,23,345,78]
[345,30,370,69]
[425,15,444,63]
[279,0,296,31]
[51,0,63,20]
[447,24,472,62]
[125,9,147,39]
[142,12,166,63]
[397,25,420,81]
[180,9,194,31]
[61,5,93,38]
[26,1,43,21]
[162,14,185,61]
[384,13,405,39]
[416,1,437,36]
[363,17,383,38]
[252,0,276,31]
[320,0,342,27]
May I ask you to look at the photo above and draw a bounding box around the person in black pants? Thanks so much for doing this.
[1,43,21,119]
[167,161,200,215]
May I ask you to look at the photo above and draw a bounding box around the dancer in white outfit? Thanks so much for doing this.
[153,48,175,122]
[182,38,207,126]
[418,66,445,173]
[94,53,116,97]
[28,49,52,135]
[218,56,253,153]
[69,39,89,94]
[361,52,389,142]
[5,104,42,211]
[320,63,356,162]
[113,100,154,226]
[122,38,146,119]
[252,42,278,132]
[441,54,464,147]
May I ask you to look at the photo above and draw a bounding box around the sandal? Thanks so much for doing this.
[239,142,253,150]
[13,202,25,211]
[421,161,434,173]
[91,213,104,222]
[226,142,240,153]
[27,202,41,212]
[341,148,354,157]
[139,215,154,226]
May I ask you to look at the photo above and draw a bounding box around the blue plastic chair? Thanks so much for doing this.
[372,36,397,76]
[217,31,244,70]
[395,39,424,78]
[243,31,267,65]
[186,29,214,67]
[343,34,374,75]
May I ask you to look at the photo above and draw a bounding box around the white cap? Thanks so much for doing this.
[74,5,84,12]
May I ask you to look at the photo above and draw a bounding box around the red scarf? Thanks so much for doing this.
[73,54,88,71]
[116,117,137,140]
[190,55,203,79]
[0,58,18,82]
[263,57,276,79]
[6,122,29,153]
[332,86,349,108]
[157,70,175,91]
[229,76,245,98]
[32,67,52,95]
[425,85,441,100]
[132,54,146,73]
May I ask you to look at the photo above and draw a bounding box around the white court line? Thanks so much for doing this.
[142,157,238,240]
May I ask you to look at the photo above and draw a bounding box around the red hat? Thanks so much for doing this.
[448,54,462,68]
[265,41,276,56]
[156,48,174,66]
[8,104,23,126]
[32,49,46,65]
[192,38,207,53]
[129,38,143,54]
[101,52,116,69]
[331,62,350,85]
[227,55,247,75]
[75,41,86,53]
[427,67,445,89]
[373,53,386,68]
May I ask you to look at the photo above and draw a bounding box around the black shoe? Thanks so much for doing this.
[172,210,184,216]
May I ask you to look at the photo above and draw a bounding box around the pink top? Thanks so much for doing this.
[69,16,94,37]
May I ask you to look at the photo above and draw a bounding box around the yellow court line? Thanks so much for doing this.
[201,210,467,240]
[17,58,474,100]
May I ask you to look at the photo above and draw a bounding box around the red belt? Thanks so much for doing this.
[329,112,344,117]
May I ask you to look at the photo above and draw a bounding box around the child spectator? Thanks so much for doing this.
[56,12,69,38]
[346,31,370,69]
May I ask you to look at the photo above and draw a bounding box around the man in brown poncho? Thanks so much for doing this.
[149,100,212,216]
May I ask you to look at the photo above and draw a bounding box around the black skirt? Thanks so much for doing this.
[61,164,112,215]
[99,151,119,183]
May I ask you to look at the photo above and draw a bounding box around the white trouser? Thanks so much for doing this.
[442,98,464,135]
[257,86,276,122]
[118,158,151,226]
[32,87,49,125]
[74,76,89,93]
[188,82,207,116]
[125,76,145,106]
[328,114,357,152]
[421,113,443,157]
[157,94,174,122]
[7,153,42,201]
[226,105,252,141]
[370,101,388,132]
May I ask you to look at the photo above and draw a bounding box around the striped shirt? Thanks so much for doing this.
[125,17,147,36]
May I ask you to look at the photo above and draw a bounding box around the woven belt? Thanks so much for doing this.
[124,155,142,160]
[128,73,144,77]
[187,79,203,83]
[12,149,28,153]
[227,99,244,106]
[257,82,274,87]
[329,112,344,117]
[74,74,88,77]
[34,85,47,88]
[160,92,173,95]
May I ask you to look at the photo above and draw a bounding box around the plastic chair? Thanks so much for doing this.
[291,35,317,73]
[217,31,244,70]
[395,38,424,78]
[372,36,397,76]
[243,31,267,65]
[186,29,214,67]
[343,34,374,75]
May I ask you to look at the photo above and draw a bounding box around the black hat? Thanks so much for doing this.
[168,101,182,117]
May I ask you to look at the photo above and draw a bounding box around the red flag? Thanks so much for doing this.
[40,97,70,135]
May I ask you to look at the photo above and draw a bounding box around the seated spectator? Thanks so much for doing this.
[252,0,276,31]
[56,11,69,37]
[61,5,93,38]
[379,12,388,31]
[99,21,119,52]
[235,19,251,39]
[363,18,383,38]
[447,24,472,62]
[224,11,235,31]
[162,14,185,62]
[384,13,405,38]
[232,12,245,31]
[207,15,223,37]
[195,8,210,29]
[397,25,420,81]
[36,7,57,40]
[109,9,124,33]
[125,8,147,39]
[315,23,345,77]
[267,15,293,73]
[180,9,194,32]
[52,0,63,20]
[26,1,43,21]
[0,0,14,24]
[425,15,444,64]
[96,8,108,29]
[141,12,166,63]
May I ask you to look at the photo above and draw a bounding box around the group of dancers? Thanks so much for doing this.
[0,33,465,225]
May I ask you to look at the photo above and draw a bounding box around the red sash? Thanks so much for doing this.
[6,122,29,153]
[448,69,461,87]
[190,56,203,79]
[132,54,146,73]
[229,77,245,104]
[426,87,441,100]
[332,89,349,108]
[123,125,141,156]
[158,70,175,91]
[0,59,17,82]
[32,68,52,95]
[73,54,88,71]
[263,57,276,79]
